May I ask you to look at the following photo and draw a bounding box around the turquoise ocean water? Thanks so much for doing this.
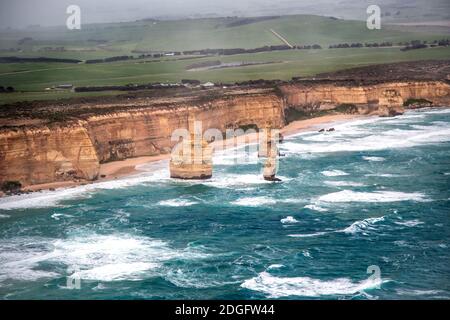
[0,108,449,299]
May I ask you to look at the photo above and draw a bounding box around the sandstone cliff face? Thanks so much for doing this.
[0,81,449,187]
[0,91,284,186]
[0,123,99,185]
[85,92,284,164]
[279,81,450,115]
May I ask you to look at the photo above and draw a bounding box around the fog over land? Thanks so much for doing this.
[0,0,449,29]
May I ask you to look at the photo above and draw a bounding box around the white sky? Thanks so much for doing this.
[0,0,441,29]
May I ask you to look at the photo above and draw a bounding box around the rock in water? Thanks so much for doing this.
[170,115,213,179]
[262,139,281,182]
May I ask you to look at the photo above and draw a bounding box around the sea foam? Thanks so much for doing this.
[231,196,276,207]
[321,170,349,177]
[158,199,198,207]
[280,216,299,224]
[241,271,383,298]
[0,233,211,283]
[318,190,428,203]
[340,217,385,235]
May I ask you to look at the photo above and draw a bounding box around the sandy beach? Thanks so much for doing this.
[24,114,360,192]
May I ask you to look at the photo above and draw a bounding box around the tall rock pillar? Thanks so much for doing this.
[169,114,213,179]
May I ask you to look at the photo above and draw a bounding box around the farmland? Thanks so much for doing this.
[0,14,449,104]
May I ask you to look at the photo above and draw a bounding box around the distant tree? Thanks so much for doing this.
[6,86,14,92]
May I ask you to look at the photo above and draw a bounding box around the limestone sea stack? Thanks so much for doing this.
[263,141,281,182]
[260,128,281,181]
[169,116,213,179]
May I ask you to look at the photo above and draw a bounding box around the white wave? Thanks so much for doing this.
[51,213,73,220]
[318,190,428,202]
[0,214,10,219]
[321,170,349,177]
[362,156,385,162]
[365,173,404,178]
[341,217,384,234]
[158,199,198,207]
[394,240,409,247]
[92,283,108,291]
[280,216,299,224]
[231,196,276,207]
[267,264,285,270]
[0,169,169,210]
[396,289,442,296]
[422,108,450,114]
[324,181,365,187]
[303,204,328,212]
[164,268,239,289]
[205,174,271,189]
[288,231,330,238]
[0,188,90,210]
[394,219,424,227]
[231,196,301,207]
[281,117,450,155]
[74,262,160,281]
[241,271,383,298]
[302,250,311,258]
[0,233,211,283]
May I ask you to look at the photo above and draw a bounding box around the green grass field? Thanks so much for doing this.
[1,15,449,57]
[0,15,449,104]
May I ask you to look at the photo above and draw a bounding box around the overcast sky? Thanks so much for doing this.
[0,0,443,29]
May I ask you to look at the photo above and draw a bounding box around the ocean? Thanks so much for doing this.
[0,108,449,299]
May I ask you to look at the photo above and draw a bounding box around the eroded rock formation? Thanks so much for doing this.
[279,81,449,117]
[170,115,213,179]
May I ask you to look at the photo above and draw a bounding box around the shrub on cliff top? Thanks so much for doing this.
[1,181,22,193]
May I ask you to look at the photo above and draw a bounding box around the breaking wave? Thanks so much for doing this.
[318,190,428,203]
[340,217,385,235]
[324,181,365,187]
[280,216,299,224]
[280,115,450,155]
[395,219,424,227]
[158,199,198,207]
[241,271,384,298]
[363,156,385,162]
[231,196,276,207]
[321,170,349,177]
[0,233,211,283]
[303,204,328,212]
[0,169,169,210]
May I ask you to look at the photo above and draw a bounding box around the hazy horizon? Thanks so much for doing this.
[0,0,449,29]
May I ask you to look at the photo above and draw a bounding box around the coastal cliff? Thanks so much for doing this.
[0,89,284,186]
[0,124,99,186]
[0,80,449,187]
[279,81,449,116]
